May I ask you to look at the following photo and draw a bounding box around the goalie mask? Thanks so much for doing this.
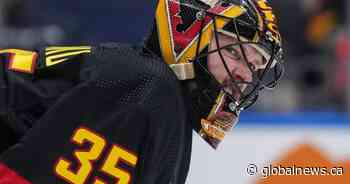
[145,0,284,149]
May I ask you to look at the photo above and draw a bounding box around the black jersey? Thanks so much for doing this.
[0,43,192,184]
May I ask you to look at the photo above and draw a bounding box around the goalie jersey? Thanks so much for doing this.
[0,43,192,184]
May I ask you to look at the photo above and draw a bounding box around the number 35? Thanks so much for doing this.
[54,127,138,184]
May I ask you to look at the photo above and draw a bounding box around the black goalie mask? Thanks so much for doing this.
[145,0,284,149]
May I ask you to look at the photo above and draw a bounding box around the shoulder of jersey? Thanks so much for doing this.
[0,46,92,74]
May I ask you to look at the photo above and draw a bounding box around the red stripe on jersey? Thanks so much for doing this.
[0,163,31,184]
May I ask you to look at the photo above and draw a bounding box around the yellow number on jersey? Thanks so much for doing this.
[55,128,106,184]
[54,127,138,184]
[100,145,138,184]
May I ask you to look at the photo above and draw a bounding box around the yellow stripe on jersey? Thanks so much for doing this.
[46,46,91,55]
[0,49,38,74]
[45,46,91,67]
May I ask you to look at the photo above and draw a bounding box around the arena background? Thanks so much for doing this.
[0,0,349,183]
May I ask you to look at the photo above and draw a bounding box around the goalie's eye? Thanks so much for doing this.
[224,46,242,60]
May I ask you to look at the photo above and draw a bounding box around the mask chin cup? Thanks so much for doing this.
[198,91,239,149]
